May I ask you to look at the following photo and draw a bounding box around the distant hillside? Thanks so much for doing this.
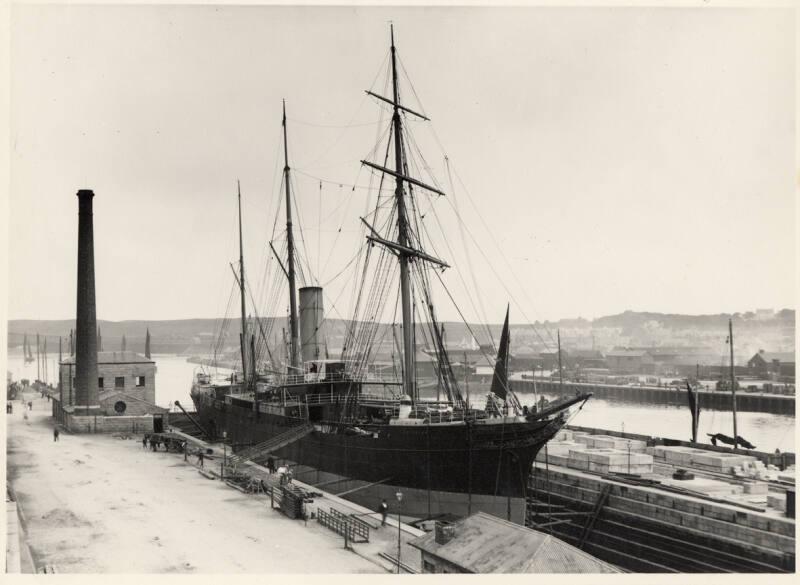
[7,309,794,357]
[591,309,795,332]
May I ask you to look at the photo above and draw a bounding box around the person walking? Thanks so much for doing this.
[378,499,389,527]
[197,451,204,468]
[53,427,60,442]
[182,442,188,461]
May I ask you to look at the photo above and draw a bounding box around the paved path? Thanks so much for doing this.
[6,391,382,573]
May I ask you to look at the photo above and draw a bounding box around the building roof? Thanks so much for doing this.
[539,350,568,358]
[750,351,796,365]
[606,350,648,358]
[570,349,604,359]
[60,351,155,365]
[409,512,620,574]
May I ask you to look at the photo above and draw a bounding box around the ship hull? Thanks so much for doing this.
[191,389,567,500]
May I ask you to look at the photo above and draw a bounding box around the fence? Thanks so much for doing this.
[317,507,370,544]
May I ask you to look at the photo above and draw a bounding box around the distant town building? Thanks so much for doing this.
[605,349,654,374]
[539,349,568,370]
[747,350,796,381]
[754,308,776,321]
[569,349,607,369]
[409,512,620,574]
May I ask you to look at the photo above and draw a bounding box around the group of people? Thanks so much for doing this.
[142,433,206,466]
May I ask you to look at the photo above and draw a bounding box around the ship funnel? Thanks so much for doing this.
[299,286,324,364]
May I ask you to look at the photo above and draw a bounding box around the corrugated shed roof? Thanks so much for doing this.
[409,512,620,573]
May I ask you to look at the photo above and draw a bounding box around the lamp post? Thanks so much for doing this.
[396,490,403,574]
[222,431,227,479]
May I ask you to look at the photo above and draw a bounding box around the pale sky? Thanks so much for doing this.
[7,4,796,325]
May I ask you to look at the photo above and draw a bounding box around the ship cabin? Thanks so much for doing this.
[243,359,404,423]
[193,371,245,400]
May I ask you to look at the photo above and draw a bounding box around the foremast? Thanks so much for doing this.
[237,180,248,390]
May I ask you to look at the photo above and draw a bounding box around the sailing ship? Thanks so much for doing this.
[23,333,34,363]
[191,27,592,521]
[704,318,756,450]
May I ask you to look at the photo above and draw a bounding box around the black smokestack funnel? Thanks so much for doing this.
[74,189,100,413]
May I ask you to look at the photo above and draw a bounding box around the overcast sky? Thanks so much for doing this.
[7,4,795,324]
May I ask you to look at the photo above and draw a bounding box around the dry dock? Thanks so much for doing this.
[527,429,795,572]
[5,391,421,573]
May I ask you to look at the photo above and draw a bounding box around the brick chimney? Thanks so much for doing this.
[74,189,101,414]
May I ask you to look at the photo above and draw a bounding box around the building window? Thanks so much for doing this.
[115,376,125,388]
[135,375,145,387]
[98,377,104,389]
[422,560,436,573]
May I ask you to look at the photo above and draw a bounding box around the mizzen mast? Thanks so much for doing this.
[282,101,301,372]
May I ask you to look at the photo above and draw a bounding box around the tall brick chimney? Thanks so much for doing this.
[74,189,100,414]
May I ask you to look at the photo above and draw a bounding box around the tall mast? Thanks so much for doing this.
[237,180,248,390]
[557,330,564,386]
[390,25,416,400]
[282,101,300,371]
[37,332,40,381]
[729,318,738,450]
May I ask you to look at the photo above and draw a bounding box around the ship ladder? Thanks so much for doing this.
[578,484,612,549]
[226,422,314,472]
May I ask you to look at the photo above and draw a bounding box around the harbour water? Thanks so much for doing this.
[6,350,794,452]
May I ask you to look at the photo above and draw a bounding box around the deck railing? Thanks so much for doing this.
[263,370,402,387]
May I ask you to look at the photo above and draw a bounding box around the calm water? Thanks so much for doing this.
[7,351,795,451]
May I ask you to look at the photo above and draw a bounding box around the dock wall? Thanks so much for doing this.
[519,380,795,415]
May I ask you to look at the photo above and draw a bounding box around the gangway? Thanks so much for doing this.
[227,423,314,469]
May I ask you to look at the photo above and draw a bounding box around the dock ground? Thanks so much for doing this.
[6,390,408,573]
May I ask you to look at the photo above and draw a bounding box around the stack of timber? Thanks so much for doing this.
[528,433,795,573]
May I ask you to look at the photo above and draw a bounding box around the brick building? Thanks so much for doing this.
[59,351,158,412]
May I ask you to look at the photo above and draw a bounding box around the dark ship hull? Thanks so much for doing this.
[191,384,583,500]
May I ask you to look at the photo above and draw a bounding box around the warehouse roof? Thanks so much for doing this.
[409,512,620,573]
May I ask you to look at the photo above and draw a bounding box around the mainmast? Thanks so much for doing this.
[237,180,248,390]
[390,26,416,401]
[282,101,301,372]
[729,318,738,450]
